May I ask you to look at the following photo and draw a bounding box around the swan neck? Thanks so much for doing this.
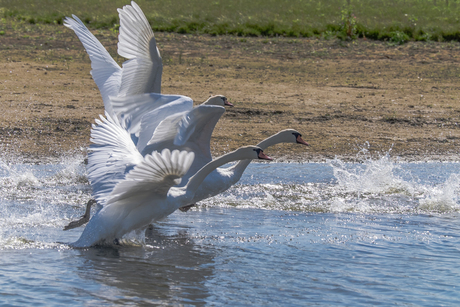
[256,133,285,150]
[232,133,281,171]
[186,150,248,192]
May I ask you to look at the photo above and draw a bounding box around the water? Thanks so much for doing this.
[1,154,460,306]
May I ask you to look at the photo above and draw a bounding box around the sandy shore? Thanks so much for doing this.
[1,21,460,163]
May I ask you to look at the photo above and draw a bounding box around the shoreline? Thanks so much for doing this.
[1,21,459,164]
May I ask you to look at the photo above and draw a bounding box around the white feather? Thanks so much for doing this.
[136,98,193,153]
[110,93,192,137]
[117,1,156,59]
[117,1,162,95]
[107,149,194,203]
[86,113,143,205]
[142,105,225,176]
[65,0,163,118]
[64,15,121,118]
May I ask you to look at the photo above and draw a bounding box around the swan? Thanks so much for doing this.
[64,1,162,119]
[62,94,230,230]
[72,145,272,247]
[185,129,309,208]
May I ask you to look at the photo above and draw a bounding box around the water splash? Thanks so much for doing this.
[0,154,90,204]
[0,154,92,249]
[0,151,460,249]
[203,154,460,214]
[418,173,460,212]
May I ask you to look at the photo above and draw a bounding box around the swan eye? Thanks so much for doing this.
[292,132,301,138]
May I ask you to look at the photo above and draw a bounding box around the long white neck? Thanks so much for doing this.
[230,133,285,173]
[186,148,256,193]
[257,132,289,150]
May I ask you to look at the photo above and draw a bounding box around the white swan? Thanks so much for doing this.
[64,3,233,136]
[72,145,271,247]
[64,1,162,119]
[187,129,309,206]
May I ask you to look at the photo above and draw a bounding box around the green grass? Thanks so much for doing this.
[1,0,460,42]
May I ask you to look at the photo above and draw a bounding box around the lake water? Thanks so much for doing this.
[0,154,459,306]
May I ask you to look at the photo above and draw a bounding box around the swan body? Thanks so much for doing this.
[72,146,271,247]
[64,1,162,119]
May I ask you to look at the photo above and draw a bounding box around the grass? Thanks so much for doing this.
[1,0,460,42]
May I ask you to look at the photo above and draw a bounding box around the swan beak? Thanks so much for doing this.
[224,98,234,107]
[258,151,273,161]
[296,135,309,146]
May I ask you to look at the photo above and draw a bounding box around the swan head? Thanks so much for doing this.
[235,146,273,161]
[203,95,234,107]
[279,129,309,146]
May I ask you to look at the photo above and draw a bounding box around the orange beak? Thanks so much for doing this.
[224,98,234,107]
[258,151,273,160]
[296,135,309,146]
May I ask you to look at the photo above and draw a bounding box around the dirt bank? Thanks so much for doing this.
[1,20,460,163]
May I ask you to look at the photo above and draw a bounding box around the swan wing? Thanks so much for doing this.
[137,98,193,154]
[142,105,224,159]
[107,149,195,204]
[174,105,225,152]
[87,113,143,205]
[117,1,162,95]
[110,93,193,138]
[64,15,121,118]
[142,111,185,154]
[118,57,162,97]
[117,1,156,60]
[141,105,225,179]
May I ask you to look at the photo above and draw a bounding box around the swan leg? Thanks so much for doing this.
[63,199,96,230]
[179,204,195,212]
